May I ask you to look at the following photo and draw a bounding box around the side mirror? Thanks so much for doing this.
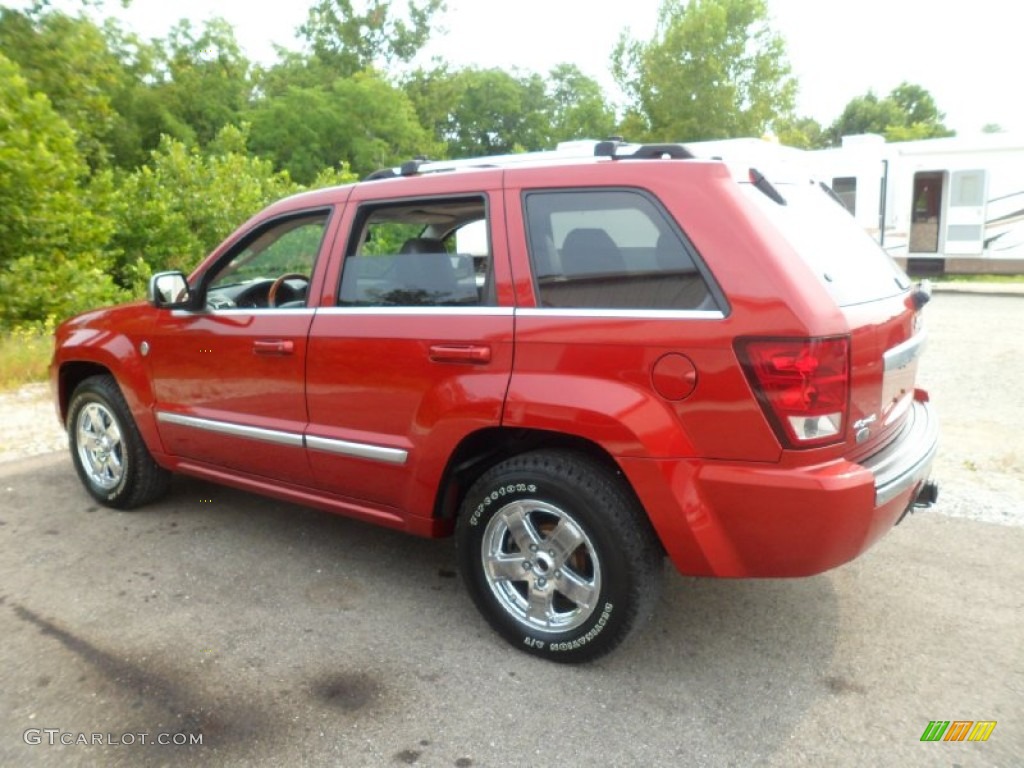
[148,271,193,309]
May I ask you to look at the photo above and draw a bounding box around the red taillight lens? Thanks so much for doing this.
[736,336,850,448]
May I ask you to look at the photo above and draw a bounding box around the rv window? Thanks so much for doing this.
[832,177,857,215]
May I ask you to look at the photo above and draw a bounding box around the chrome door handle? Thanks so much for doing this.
[253,339,294,355]
[428,344,491,364]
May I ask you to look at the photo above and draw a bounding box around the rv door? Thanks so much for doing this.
[944,170,987,255]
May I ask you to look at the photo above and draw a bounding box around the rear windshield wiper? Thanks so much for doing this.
[818,181,847,208]
[749,168,787,206]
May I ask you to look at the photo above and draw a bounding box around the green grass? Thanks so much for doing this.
[0,324,53,391]
[939,274,1024,283]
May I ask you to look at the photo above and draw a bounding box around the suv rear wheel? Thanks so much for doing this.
[67,375,171,509]
[456,449,662,662]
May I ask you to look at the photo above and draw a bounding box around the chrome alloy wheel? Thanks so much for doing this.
[75,402,125,490]
[481,499,601,633]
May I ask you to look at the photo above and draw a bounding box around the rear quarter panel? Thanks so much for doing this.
[500,161,850,462]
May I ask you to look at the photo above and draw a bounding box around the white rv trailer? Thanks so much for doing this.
[808,133,1024,274]
[688,133,1024,275]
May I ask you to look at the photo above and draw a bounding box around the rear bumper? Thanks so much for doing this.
[866,395,939,507]
[620,393,939,578]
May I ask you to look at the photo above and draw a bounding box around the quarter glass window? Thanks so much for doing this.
[523,190,715,310]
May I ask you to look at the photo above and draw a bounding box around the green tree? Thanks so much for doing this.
[827,82,954,144]
[889,83,945,127]
[255,49,330,98]
[402,63,464,154]
[148,18,254,147]
[94,17,256,166]
[774,115,828,149]
[828,91,901,140]
[98,17,175,168]
[406,66,554,157]
[248,71,435,182]
[547,64,616,142]
[612,0,796,142]
[0,6,133,168]
[104,125,318,283]
[299,0,446,77]
[0,52,123,326]
[449,68,553,156]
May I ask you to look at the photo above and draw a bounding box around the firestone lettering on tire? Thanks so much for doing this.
[550,603,614,652]
[469,484,537,526]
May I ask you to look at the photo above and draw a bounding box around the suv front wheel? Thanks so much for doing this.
[456,450,662,662]
[67,375,171,509]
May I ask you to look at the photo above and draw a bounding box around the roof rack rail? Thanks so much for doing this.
[364,159,502,182]
[363,140,695,182]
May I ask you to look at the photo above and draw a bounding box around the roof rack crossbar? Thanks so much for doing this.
[594,141,693,160]
[626,144,694,160]
[594,139,624,157]
[400,156,431,176]
[364,167,398,181]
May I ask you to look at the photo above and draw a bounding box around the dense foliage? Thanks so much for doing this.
[827,83,954,144]
[0,0,955,329]
[0,51,122,327]
[613,0,796,141]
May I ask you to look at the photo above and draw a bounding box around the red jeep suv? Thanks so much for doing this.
[51,140,938,661]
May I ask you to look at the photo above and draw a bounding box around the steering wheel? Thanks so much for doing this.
[267,273,309,308]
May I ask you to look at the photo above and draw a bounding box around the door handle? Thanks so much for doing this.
[253,339,294,355]
[428,344,491,364]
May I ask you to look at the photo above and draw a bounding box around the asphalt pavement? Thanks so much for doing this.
[0,455,1020,767]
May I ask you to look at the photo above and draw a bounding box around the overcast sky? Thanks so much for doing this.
[11,0,1019,135]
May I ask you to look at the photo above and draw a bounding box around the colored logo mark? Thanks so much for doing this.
[920,720,996,742]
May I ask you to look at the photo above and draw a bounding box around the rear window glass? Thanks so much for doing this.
[741,181,910,307]
[523,189,717,311]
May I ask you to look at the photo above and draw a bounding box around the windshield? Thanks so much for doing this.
[740,181,911,307]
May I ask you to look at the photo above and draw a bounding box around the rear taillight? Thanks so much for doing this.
[736,336,850,448]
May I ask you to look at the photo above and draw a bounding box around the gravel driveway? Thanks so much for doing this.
[914,293,1023,526]
[4,291,1021,526]
[0,382,66,463]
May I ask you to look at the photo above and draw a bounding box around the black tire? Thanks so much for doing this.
[67,375,171,510]
[456,449,663,662]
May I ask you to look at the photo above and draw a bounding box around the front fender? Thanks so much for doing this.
[53,305,162,453]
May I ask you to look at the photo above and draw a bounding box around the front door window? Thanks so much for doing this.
[206,213,328,309]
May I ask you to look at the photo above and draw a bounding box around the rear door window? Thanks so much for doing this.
[339,196,490,307]
[523,189,718,311]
